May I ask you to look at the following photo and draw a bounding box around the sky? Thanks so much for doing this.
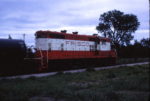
[0,0,149,46]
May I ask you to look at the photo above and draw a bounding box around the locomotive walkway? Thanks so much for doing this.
[0,62,149,80]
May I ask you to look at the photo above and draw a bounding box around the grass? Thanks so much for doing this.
[0,64,149,101]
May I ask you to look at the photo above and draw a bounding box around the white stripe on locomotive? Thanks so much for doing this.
[35,38,111,51]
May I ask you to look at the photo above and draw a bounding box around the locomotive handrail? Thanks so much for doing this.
[37,47,49,71]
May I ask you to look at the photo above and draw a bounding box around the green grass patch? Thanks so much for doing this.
[0,64,149,101]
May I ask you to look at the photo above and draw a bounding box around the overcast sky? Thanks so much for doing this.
[0,0,149,45]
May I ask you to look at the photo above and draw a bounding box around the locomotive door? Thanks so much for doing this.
[94,38,100,55]
[42,40,49,70]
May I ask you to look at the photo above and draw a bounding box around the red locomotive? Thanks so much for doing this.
[35,30,117,71]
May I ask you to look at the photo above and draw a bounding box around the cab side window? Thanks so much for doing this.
[102,41,106,45]
[61,43,64,51]
[48,43,51,51]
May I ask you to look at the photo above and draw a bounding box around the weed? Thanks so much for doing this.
[86,68,95,72]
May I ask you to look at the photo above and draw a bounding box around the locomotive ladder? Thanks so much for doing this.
[38,48,49,71]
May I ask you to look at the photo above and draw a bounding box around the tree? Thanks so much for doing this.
[140,38,150,48]
[96,10,140,47]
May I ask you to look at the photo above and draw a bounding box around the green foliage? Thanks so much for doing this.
[140,38,150,48]
[96,10,140,46]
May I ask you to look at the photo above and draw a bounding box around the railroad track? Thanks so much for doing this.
[0,62,149,80]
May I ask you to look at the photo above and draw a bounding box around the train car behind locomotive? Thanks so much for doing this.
[35,30,117,71]
[0,39,26,74]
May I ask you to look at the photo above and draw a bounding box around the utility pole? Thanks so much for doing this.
[8,34,12,39]
[23,33,26,41]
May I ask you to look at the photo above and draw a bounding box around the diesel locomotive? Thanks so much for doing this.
[35,30,117,71]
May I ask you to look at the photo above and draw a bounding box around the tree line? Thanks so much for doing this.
[117,38,149,58]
